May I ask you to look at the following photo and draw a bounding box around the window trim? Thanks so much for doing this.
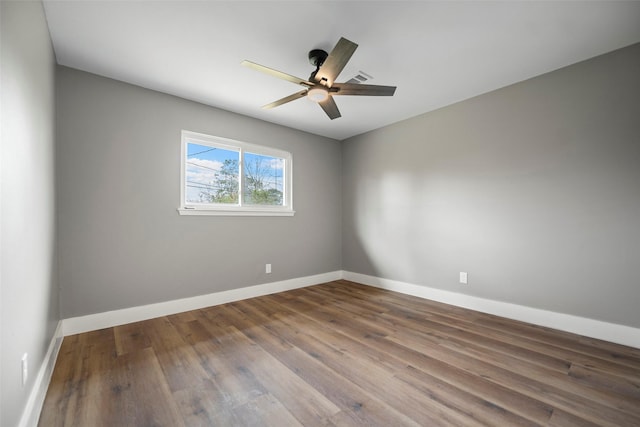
[178,130,294,216]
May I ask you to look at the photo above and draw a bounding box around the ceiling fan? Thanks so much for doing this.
[241,37,396,120]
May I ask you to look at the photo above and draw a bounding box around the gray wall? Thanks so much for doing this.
[1,1,59,426]
[342,43,640,328]
[56,67,342,318]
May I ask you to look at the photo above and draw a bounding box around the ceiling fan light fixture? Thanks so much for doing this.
[307,86,329,103]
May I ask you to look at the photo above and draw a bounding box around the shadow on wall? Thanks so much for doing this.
[350,155,585,297]
[350,169,499,289]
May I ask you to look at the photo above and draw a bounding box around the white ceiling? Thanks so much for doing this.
[42,1,640,141]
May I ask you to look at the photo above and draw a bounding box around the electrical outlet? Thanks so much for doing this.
[266,263,272,274]
[21,353,28,386]
[459,272,468,284]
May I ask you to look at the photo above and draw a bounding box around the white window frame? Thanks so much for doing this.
[178,130,294,216]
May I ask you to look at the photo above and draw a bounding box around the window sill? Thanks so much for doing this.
[177,207,295,217]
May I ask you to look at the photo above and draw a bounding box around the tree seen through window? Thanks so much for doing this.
[185,143,284,206]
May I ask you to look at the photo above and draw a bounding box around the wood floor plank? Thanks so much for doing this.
[189,338,268,416]
[567,362,640,399]
[113,320,152,356]
[385,328,640,425]
[142,317,211,393]
[394,366,542,427]
[386,321,640,415]
[195,306,342,424]
[39,335,82,425]
[172,377,243,426]
[218,304,422,426]
[306,285,576,375]
[281,286,640,424]
[262,293,557,425]
[228,300,439,425]
[230,393,303,427]
[40,280,640,426]
[330,281,640,362]
[238,296,527,426]
[336,280,640,361]
[282,288,576,422]
[107,347,186,427]
[323,281,640,383]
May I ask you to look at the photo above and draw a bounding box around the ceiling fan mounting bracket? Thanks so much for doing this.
[308,49,328,68]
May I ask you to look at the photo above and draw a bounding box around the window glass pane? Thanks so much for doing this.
[243,152,285,206]
[186,142,239,204]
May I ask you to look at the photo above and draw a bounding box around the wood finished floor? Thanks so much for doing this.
[40,280,640,426]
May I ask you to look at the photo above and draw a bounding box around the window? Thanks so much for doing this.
[179,130,293,216]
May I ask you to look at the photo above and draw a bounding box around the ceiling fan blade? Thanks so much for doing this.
[314,37,358,87]
[318,96,341,120]
[262,90,307,109]
[242,60,313,87]
[332,83,396,96]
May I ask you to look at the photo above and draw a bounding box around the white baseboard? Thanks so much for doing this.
[62,271,342,336]
[61,268,640,347]
[19,321,64,427]
[342,271,640,349]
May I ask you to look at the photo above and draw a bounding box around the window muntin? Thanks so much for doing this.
[180,131,293,216]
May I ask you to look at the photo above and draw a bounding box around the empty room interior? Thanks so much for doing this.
[2,1,640,426]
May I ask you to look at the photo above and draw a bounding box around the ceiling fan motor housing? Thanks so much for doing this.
[308,49,328,68]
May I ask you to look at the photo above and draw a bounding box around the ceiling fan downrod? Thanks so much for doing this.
[308,49,328,82]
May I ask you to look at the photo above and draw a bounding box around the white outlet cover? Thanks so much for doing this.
[459,272,468,284]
